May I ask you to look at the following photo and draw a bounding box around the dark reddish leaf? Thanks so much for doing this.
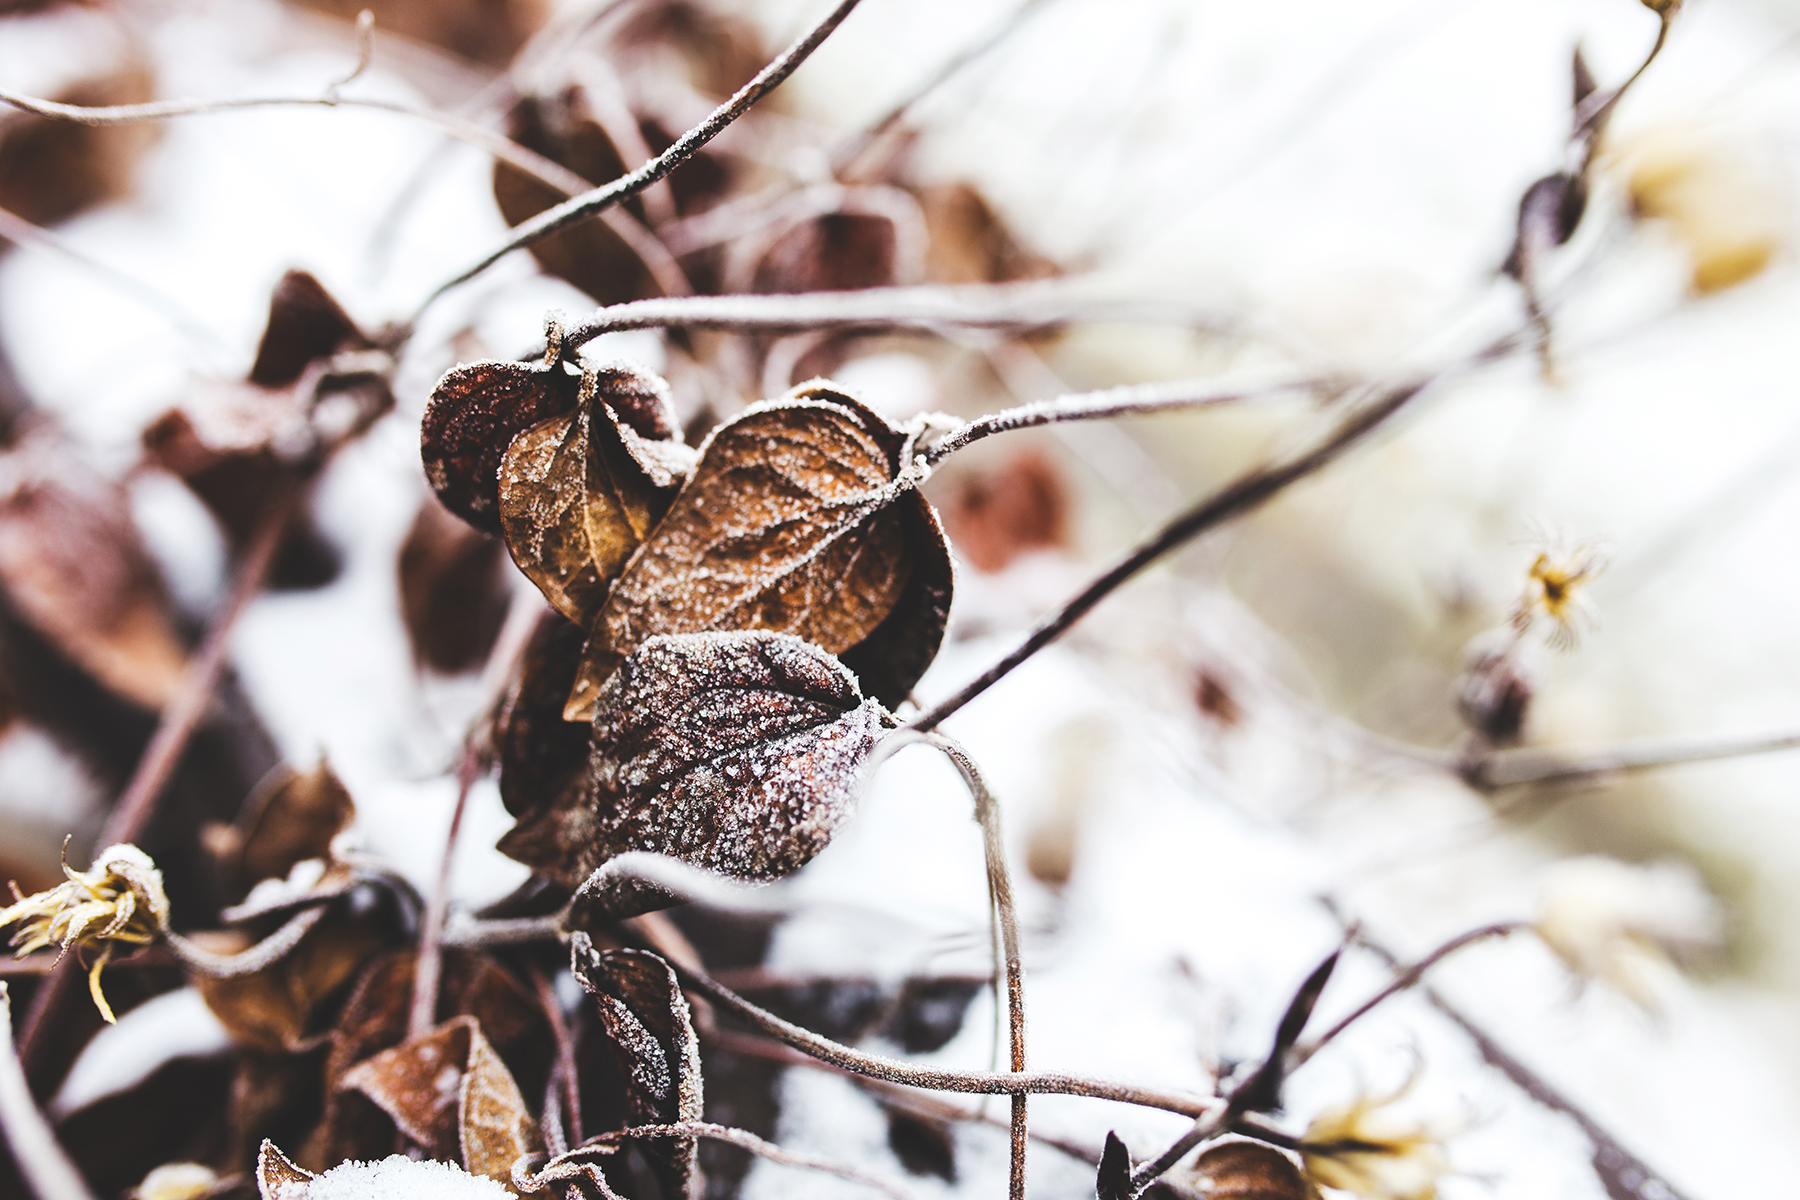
[495,609,590,821]
[250,270,371,388]
[886,1108,957,1182]
[1236,950,1340,1114]
[397,494,510,673]
[1192,1142,1311,1199]
[572,937,704,1200]
[941,449,1068,574]
[1097,1131,1132,1200]
[0,444,188,709]
[585,630,886,883]
[420,354,582,535]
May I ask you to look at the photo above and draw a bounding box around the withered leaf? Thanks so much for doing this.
[746,209,904,295]
[1097,1132,1132,1200]
[0,444,188,709]
[289,0,547,68]
[193,908,387,1053]
[421,355,581,535]
[1237,950,1340,1114]
[499,365,690,629]
[595,387,951,711]
[918,182,1058,285]
[257,1139,312,1199]
[229,761,356,892]
[885,1108,956,1182]
[586,630,886,883]
[250,270,372,389]
[495,609,591,821]
[572,937,703,1200]
[942,449,1068,575]
[339,1015,541,1183]
[398,495,510,673]
[1192,1142,1311,1200]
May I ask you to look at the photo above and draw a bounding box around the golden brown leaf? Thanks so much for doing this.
[421,355,582,535]
[256,1139,312,1199]
[338,1015,541,1183]
[193,909,387,1053]
[1193,1142,1314,1200]
[229,761,357,893]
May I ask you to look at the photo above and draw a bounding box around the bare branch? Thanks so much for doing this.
[0,984,99,1200]
[1463,726,1800,792]
[418,0,869,310]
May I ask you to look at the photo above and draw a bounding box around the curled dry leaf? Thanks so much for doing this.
[421,350,582,535]
[193,908,388,1053]
[722,187,925,297]
[941,449,1069,574]
[338,1015,541,1185]
[397,495,510,673]
[1193,1142,1313,1200]
[220,760,357,894]
[588,385,951,713]
[498,364,692,629]
[257,1139,312,1199]
[572,937,704,1200]
[0,444,188,708]
[917,182,1059,286]
[1097,1131,1132,1200]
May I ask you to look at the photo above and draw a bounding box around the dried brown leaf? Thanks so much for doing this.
[230,761,356,892]
[398,495,510,673]
[595,388,950,712]
[498,365,689,629]
[586,630,886,883]
[495,610,591,821]
[339,1015,541,1182]
[572,938,704,1200]
[0,444,188,708]
[193,908,388,1053]
[291,0,548,68]
[250,270,372,389]
[1193,1142,1313,1199]
[918,182,1058,285]
[421,354,582,535]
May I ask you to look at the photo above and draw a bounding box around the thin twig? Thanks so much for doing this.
[0,206,228,359]
[906,324,1533,734]
[832,0,1060,177]
[570,1121,921,1200]
[417,0,869,311]
[17,482,302,1072]
[1462,726,1800,792]
[1,984,99,1200]
[163,905,330,980]
[409,738,483,1040]
[1343,917,1696,1200]
[562,283,1230,349]
[930,736,1029,1200]
[675,962,1219,1119]
[1292,922,1522,1066]
[529,964,584,1147]
[921,374,1333,466]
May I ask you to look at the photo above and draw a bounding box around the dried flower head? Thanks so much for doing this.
[0,842,169,1022]
[1532,855,1722,1011]
[1301,1069,1452,1200]
[133,1163,221,1200]
[1508,535,1611,651]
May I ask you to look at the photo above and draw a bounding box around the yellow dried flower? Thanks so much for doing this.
[1532,855,1721,1011]
[0,842,169,1023]
[1300,1071,1452,1200]
[1508,537,1610,651]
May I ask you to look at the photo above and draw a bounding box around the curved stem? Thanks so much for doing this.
[0,985,97,1200]
[163,905,329,980]
[1463,726,1800,792]
[417,0,868,311]
[673,961,1218,1119]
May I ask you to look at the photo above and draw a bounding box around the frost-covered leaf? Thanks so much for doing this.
[1192,1142,1312,1199]
[572,937,703,1200]
[584,630,885,883]
[0,444,188,709]
[257,1139,312,1199]
[594,386,950,711]
[421,354,582,534]
[498,363,690,628]
[338,1015,541,1184]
